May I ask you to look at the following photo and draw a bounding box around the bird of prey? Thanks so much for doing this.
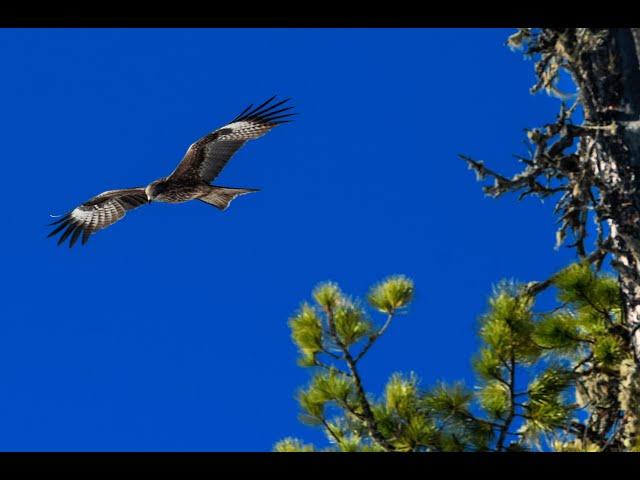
[48,96,295,248]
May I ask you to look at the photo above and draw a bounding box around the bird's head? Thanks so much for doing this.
[145,179,168,203]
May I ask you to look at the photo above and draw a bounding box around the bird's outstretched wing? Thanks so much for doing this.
[47,188,148,247]
[168,96,295,184]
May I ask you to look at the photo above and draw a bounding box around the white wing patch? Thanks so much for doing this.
[218,120,275,141]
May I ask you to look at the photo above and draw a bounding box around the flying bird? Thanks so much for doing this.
[48,96,295,248]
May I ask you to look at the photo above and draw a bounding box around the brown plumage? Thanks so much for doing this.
[48,96,294,247]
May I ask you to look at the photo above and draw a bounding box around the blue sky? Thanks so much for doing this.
[0,28,580,451]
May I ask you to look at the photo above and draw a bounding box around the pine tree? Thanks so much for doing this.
[275,263,639,451]
[460,27,640,450]
[275,28,640,452]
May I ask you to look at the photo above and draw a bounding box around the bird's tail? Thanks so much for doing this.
[198,186,259,211]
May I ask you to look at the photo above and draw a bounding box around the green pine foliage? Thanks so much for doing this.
[273,438,316,452]
[368,276,414,314]
[276,262,638,452]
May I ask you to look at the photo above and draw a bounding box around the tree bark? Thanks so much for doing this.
[577,29,640,363]
[569,28,640,449]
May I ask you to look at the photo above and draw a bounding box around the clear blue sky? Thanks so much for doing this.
[1,28,579,451]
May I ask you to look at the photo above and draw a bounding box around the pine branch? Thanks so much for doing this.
[313,358,352,377]
[325,305,396,451]
[523,243,612,298]
[320,418,343,447]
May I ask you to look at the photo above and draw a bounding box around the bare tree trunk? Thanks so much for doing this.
[579,29,640,364]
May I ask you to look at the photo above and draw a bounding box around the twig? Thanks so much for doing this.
[354,312,395,364]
